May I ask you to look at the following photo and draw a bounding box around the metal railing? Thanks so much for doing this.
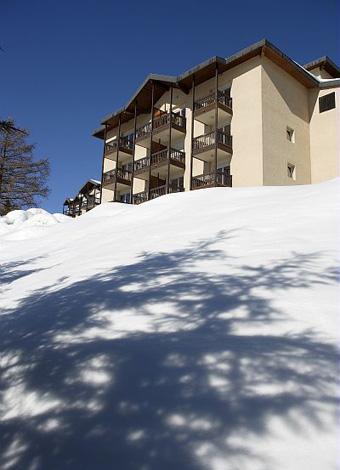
[192,171,232,188]
[194,90,232,111]
[193,130,232,152]
[103,167,132,184]
[135,112,186,140]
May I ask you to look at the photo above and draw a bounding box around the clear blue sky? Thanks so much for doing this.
[1,0,339,212]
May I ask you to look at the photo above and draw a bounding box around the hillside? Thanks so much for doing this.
[0,180,339,470]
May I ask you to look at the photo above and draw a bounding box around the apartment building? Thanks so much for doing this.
[63,179,101,217]
[93,39,340,205]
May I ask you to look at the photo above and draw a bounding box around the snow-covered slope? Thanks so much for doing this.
[0,208,70,241]
[0,181,339,470]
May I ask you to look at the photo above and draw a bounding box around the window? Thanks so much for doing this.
[286,127,295,143]
[319,92,336,113]
[287,163,296,180]
[119,193,131,204]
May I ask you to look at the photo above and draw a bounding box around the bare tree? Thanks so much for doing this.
[0,119,50,215]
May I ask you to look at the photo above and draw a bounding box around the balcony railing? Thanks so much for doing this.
[194,90,232,112]
[132,191,149,205]
[83,195,100,210]
[103,168,132,185]
[135,112,186,140]
[134,148,185,172]
[193,130,232,153]
[192,170,232,189]
[105,135,134,155]
[133,185,184,204]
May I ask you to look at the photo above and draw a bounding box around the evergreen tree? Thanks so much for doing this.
[0,119,50,215]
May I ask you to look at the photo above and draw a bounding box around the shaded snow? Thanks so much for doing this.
[0,180,339,470]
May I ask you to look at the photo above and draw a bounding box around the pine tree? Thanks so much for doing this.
[0,119,50,215]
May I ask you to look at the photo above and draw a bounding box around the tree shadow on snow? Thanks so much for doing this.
[0,232,339,470]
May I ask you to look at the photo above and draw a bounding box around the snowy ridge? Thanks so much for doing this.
[0,180,339,470]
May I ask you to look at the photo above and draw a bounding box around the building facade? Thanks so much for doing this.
[93,39,340,205]
[63,179,101,217]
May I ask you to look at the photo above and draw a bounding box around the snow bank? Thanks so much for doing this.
[0,180,339,470]
[0,208,70,240]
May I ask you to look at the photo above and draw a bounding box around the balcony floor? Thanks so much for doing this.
[194,102,232,126]
[135,124,185,148]
[193,145,232,164]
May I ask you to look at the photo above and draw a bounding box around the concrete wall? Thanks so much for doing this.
[261,57,311,185]
[309,87,340,183]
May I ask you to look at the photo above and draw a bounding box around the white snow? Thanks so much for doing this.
[0,180,339,470]
[0,208,70,240]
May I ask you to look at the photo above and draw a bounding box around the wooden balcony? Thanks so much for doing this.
[102,168,132,188]
[134,148,185,179]
[104,136,134,163]
[192,171,232,189]
[135,112,186,147]
[194,90,232,126]
[132,185,184,205]
[83,196,101,211]
[192,130,232,163]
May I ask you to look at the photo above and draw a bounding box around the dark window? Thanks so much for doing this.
[287,163,296,180]
[319,93,336,113]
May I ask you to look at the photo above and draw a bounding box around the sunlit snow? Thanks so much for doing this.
[0,180,339,470]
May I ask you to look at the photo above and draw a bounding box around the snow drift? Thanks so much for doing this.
[0,180,339,470]
[0,208,69,241]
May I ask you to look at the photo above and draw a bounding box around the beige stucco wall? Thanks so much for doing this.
[102,187,113,203]
[261,57,311,185]
[309,87,340,183]
[229,57,264,186]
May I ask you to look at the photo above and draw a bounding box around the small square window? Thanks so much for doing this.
[286,127,295,142]
[287,163,296,180]
[319,92,336,113]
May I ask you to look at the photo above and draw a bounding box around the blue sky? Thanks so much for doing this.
[1,0,339,213]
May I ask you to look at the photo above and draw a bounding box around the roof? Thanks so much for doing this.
[93,39,321,139]
[303,56,340,78]
[78,179,101,195]
[63,198,74,205]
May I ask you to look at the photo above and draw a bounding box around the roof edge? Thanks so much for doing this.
[303,56,340,78]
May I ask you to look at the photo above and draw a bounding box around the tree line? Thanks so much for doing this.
[0,119,50,215]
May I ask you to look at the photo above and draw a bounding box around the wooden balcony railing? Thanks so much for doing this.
[133,185,184,204]
[105,135,134,155]
[103,167,132,185]
[83,196,100,210]
[192,171,232,188]
[135,112,186,140]
[193,130,232,152]
[194,90,232,111]
[134,148,185,172]
[132,191,148,205]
